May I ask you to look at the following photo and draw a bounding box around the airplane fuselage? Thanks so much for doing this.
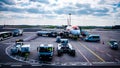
[66,25,80,36]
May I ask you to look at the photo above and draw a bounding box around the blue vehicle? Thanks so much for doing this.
[37,44,54,60]
[11,47,19,55]
[84,34,100,42]
[11,39,30,55]
[56,36,61,43]
[13,29,23,36]
[108,40,118,49]
[37,31,57,37]
[11,40,23,55]
[81,30,89,36]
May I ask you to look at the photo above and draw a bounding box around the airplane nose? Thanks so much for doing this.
[71,30,80,35]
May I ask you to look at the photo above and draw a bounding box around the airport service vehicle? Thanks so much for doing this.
[11,46,19,55]
[84,34,100,42]
[49,31,57,37]
[81,30,89,36]
[57,39,75,56]
[11,39,30,55]
[108,40,118,49]
[0,31,12,41]
[37,44,54,60]
[37,31,57,37]
[20,44,30,53]
[11,39,23,55]
[56,36,61,43]
[12,29,23,36]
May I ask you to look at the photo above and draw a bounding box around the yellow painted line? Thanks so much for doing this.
[74,45,90,63]
[79,42,105,62]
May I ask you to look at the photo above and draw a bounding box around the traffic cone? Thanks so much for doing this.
[102,41,104,44]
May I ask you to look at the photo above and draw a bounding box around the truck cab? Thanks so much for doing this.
[37,44,54,60]
[84,34,100,42]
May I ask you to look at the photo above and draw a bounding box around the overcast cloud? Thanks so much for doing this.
[0,0,120,26]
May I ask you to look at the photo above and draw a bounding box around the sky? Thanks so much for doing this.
[0,0,120,26]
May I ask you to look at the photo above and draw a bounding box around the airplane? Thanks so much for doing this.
[65,13,81,37]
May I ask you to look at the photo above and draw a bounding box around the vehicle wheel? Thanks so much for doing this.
[48,34,51,37]
[70,50,75,56]
[21,34,23,36]
[0,37,3,41]
[98,40,100,43]
[57,50,62,56]
[37,34,42,36]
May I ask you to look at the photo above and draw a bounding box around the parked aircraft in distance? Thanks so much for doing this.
[65,13,80,37]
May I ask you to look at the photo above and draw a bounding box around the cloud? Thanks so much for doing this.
[30,0,49,4]
[112,2,120,8]
[0,0,120,26]
[93,8,109,13]
[77,9,92,15]
[76,3,90,9]
[75,3,109,16]
[27,8,43,13]
[98,0,106,4]
[54,6,76,15]
[0,0,15,5]
[0,4,25,13]
[44,14,57,19]
[0,5,8,11]
[92,13,109,16]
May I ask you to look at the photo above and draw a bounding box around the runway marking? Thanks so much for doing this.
[79,42,105,62]
[5,43,40,65]
[115,58,120,62]
[32,64,42,66]
[73,44,91,64]
[11,64,22,67]
[106,53,112,58]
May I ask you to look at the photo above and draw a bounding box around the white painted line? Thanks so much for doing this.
[79,42,105,62]
[5,44,41,65]
[31,64,42,66]
[81,62,88,65]
[61,63,67,65]
[4,43,14,45]
[24,35,37,41]
[115,58,120,62]
[11,65,22,67]
[73,44,91,64]
[106,53,112,57]
[71,63,77,65]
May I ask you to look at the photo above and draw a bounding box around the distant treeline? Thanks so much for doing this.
[0,25,120,29]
